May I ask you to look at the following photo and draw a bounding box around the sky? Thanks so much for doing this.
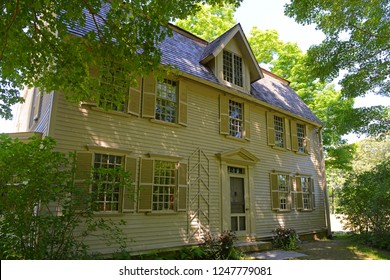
[1,0,389,137]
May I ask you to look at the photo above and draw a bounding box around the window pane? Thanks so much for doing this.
[274,116,284,148]
[93,153,122,212]
[229,100,243,138]
[156,79,177,123]
[152,161,176,211]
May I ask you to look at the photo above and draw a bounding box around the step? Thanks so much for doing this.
[235,241,272,252]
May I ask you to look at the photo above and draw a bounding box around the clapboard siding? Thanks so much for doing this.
[50,75,327,254]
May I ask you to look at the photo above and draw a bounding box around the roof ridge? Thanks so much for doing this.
[168,23,208,45]
[260,68,290,85]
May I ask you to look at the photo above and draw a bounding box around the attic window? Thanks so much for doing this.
[223,50,243,87]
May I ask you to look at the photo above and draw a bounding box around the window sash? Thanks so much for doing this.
[274,115,285,148]
[93,153,123,212]
[155,79,177,123]
[229,100,243,138]
[152,161,177,212]
[223,50,243,87]
[297,123,306,153]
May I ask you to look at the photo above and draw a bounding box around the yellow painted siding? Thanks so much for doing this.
[50,75,326,254]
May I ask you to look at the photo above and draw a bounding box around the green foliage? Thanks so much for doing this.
[175,4,237,41]
[338,159,390,248]
[178,231,242,260]
[272,226,301,250]
[285,0,390,99]
[0,135,131,259]
[0,0,242,119]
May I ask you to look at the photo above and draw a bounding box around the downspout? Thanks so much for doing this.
[319,127,332,237]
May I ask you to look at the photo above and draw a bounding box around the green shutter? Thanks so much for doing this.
[296,177,303,210]
[220,95,229,135]
[267,112,275,146]
[270,173,279,210]
[123,156,137,212]
[291,120,298,152]
[128,76,141,116]
[138,158,154,212]
[141,75,156,118]
[177,163,188,212]
[285,118,291,150]
[178,82,188,126]
[244,102,250,141]
[73,152,93,211]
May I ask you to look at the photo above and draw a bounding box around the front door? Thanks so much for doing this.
[230,177,246,232]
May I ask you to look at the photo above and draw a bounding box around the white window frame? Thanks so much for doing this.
[92,153,123,213]
[155,79,178,123]
[223,50,243,87]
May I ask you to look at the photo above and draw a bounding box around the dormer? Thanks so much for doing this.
[200,24,263,93]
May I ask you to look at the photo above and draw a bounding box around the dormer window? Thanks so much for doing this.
[223,50,243,87]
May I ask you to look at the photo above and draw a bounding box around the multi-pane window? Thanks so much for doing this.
[223,50,243,87]
[271,173,292,211]
[99,63,127,112]
[297,123,306,153]
[277,174,289,210]
[274,115,285,148]
[155,79,177,123]
[93,154,123,212]
[229,100,243,138]
[153,161,177,211]
[301,177,311,210]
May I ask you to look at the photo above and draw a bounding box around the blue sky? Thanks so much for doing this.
[1,0,389,135]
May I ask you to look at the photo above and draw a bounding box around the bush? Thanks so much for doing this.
[338,159,390,248]
[272,226,301,250]
[0,135,130,259]
[178,231,242,260]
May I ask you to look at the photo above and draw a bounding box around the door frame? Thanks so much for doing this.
[216,148,259,239]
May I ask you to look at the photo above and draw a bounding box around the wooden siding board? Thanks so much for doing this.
[51,77,326,253]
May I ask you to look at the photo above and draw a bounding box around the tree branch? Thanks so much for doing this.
[1,0,20,61]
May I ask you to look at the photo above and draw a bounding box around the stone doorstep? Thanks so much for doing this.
[235,241,273,253]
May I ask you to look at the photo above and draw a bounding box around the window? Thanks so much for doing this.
[73,151,137,213]
[152,161,176,211]
[93,153,123,212]
[220,96,250,140]
[99,62,128,112]
[297,123,306,153]
[138,158,188,213]
[296,176,315,211]
[291,121,310,154]
[270,173,291,211]
[274,115,285,148]
[229,100,243,138]
[223,50,243,87]
[155,79,177,123]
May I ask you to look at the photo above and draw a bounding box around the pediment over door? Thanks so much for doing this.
[216,148,259,166]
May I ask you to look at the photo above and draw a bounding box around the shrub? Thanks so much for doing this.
[178,231,242,260]
[338,159,390,248]
[0,135,130,259]
[272,226,301,250]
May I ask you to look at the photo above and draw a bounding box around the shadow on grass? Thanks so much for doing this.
[294,233,390,260]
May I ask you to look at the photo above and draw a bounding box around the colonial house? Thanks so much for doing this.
[11,18,331,255]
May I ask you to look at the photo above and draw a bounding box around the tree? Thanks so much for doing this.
[338,158,390,249]
[0,135,131,259]
[0,0,242,119]
[284,0,390,99]
[175,3,237,41]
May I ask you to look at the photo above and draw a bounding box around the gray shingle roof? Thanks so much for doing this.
[66,8,322,125]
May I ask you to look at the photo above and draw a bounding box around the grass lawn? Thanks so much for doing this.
[294,233,390,260]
